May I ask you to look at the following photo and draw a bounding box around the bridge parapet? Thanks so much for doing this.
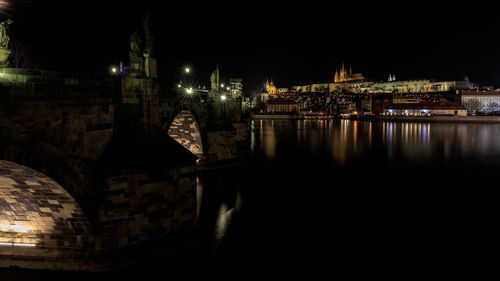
[0,68,118,161]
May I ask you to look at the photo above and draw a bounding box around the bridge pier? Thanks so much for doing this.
[0,63,249,270]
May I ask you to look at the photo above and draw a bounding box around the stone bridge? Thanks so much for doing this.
[0,67,247,270]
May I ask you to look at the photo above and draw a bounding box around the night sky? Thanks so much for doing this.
[4,1,500,91]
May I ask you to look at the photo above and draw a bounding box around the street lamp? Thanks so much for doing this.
[185,67,190,74]
[111,67,117,74]
[221,95,227,101]
[186,88,193,94]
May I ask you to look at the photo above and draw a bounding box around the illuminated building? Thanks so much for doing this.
[230,78,243,97]
[334,63,365,82]
[383,100,467,116]
[461,90,500,114]
[264,79,277,97]
[266,98,299,113]
[292,79,468,94]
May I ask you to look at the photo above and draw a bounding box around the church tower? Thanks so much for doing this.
[340,63,346,82]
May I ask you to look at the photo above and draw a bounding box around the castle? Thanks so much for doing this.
[334,63,365,83]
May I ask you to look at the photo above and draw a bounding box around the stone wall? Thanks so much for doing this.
[95,165,198,251]
[204,130,237,163]
[232,122,249,143]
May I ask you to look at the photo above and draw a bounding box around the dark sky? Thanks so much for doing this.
[4,1,500,91]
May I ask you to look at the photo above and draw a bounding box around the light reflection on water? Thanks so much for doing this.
[214,191,242,242]
[251,119,500,165]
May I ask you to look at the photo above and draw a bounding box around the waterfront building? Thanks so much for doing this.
[361,93,393,115]
[258,92,269,103]
[461,90,500,114]
[266,98,299,113]
[337,100,357,114]
[383,100,467,116]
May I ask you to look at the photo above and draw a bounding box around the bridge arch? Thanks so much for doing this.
[167,110,204,159]
[0,160,92,259]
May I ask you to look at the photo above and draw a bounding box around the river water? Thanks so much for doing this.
[2,119,498,279]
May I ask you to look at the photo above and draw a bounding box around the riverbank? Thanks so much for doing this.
[358,115,500,124]
[251,113,333,120]
[251,113,500,123]
[251,114,300,119]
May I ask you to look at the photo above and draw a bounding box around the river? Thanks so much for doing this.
[2,119,498,279]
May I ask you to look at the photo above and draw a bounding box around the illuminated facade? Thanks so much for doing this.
[334,63,365,82]
[266,98,299,113]
[383,100,467,116]
[292,79,467,94]
[0,160,92,252]
[264,79,277,97]
[461,90,500,114]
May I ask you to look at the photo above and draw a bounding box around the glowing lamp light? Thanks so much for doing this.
[220,95,227,101]
[221,84,224,88]
[186,88,194,94]
[111,67,117,74]
[177,84,182,88]
[0,242,36,247]
[185,67,190,73]
[0,223,30,233]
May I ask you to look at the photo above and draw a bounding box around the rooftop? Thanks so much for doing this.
[461,90,500,96]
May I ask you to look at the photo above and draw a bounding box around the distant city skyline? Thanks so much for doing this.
[5,1,500,90]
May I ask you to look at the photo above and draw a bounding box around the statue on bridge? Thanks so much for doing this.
[210,65,220,93]
[129,30,144,75]
[0,19,13,67]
